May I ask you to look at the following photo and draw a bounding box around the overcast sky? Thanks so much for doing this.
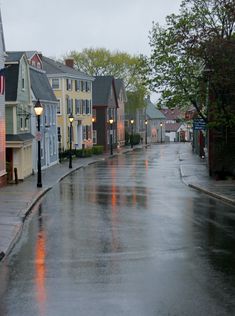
[2,0,182,59]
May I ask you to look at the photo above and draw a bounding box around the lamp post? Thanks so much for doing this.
[160,122,163,143]
[34,99,44,188]
[58,134,62,163]
[109,117,114,155]
[145,119,148,145]
[130,119,134,148]
[68,113,74,168]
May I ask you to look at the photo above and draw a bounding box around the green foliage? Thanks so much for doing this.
[130,133,141,145]
[65,48,148,112]
[148,0,235,127]
[75,148,93,158]
[92,145,104,155]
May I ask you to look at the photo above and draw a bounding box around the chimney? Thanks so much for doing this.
[65,58,74,69]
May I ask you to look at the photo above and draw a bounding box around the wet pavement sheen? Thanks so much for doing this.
[0,144,235,315]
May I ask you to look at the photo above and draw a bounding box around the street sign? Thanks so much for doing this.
[193,118,206,130]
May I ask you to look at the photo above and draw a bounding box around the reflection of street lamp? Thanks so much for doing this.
[68,113,74,169]
[145,119,148,145]
[34,99,44,188]
[130,119,134,148]
[109,117,114,155]
[160,122,163,143]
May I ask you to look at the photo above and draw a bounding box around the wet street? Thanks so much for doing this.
[0,144,235,316]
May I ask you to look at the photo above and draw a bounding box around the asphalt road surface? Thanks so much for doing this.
[0,144,235,316]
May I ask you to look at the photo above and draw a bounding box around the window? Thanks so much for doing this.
[21,66,25,90]
[57,99,61,114]
[75,99,81,114]
[22,78,25,90]
[20,117,23,130]
[75,80,80,91]
[85,81,90,92]
[32,60,36,67]
[93,130,97,144]
[67,97,73,114]
[52,78,60,89]
[57,127,61,142]
[82,125,86,141]
[86,100,90,114]
[82,100,86,114]
[81,81,84,91]
[66,79,72,90]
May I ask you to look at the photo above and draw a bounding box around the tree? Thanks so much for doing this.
[66,48,148,114]
[148,0,235,128]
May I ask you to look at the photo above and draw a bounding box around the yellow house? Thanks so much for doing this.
[42,56,94,151]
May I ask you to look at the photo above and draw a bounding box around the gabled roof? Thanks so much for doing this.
[165,122,182,132]
[25,51,38,59]
[114,78,127,102]
[93,76,118,106]
[161,108,183,120]
[5,51,25,63]
[5,64,19,101]
[0,10,5,53]
[42,56,93,80]
[30,67,57,102]
[145,97,166,120]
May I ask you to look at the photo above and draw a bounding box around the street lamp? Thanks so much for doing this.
[58,133,62,163]
[109,117,114,155]
[130,119,134,148]
[160,122,163,143]
[145,119,148,145]
[34,99,44,188]
[68,113,74,168]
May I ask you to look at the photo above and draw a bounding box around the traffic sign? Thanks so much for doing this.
[193,118,206,130]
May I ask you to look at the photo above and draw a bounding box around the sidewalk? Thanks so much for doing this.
[0,143,234,262]
[179,143,235,206]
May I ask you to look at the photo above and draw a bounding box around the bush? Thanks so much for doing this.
[125,131,130,145]
[130,133,141,145]
[92,145,104,155]
[75,148,93,157]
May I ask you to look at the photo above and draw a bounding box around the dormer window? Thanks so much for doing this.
[66,79,72,90]
[52,78,60,89]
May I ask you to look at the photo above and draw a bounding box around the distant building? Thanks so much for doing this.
[0,10,6,186]
[160,108,187,142]
[92,76,118,151]
[115,79,126,147]
[146,97,166,143]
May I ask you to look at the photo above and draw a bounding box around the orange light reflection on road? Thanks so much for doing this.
[35,229,47,316]
[145,159,148,171]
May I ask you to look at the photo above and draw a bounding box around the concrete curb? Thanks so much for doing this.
[179,164,235,207]
[188,183,235,207]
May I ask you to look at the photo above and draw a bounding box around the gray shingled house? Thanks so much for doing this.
[30,65,59,171]
[5,52,34,181]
